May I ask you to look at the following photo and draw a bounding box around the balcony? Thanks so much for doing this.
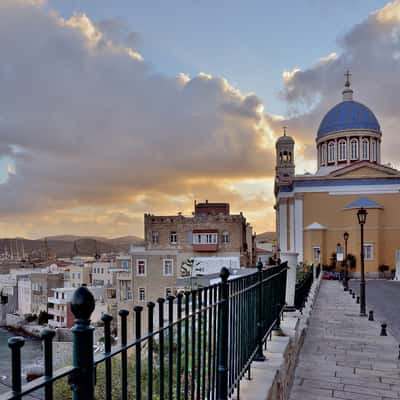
[192,229,218,252]
[192,243,218,251]
[48,296,68,305]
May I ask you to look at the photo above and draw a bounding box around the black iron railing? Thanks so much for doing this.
[1,263,287,400]
[294,270,313,310]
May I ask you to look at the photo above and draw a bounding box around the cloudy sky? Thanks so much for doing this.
[1,0,399,238]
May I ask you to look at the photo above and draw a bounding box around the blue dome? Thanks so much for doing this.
[317,100,380,137]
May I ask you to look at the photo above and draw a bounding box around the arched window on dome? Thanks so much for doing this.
[328,141,335,163]
[338,139,347,162]
[320,143,326,165]
[371,140,377,162]
[350,139,359,161]
[361,139,369,161]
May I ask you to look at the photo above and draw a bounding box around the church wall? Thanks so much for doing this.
[302,191,400,275]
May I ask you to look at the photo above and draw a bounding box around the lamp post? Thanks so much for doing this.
[343,232,349,291]
[357,208,367,316]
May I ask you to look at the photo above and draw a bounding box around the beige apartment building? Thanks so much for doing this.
[131,201,253,304]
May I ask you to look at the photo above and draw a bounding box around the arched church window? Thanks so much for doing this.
[361,138,369,160]
[338,139,347,161]
[321,143,326,165]
[288,152,292,162]
[371,140,377,162]
[350,139,359,160]
[328,141,335,163]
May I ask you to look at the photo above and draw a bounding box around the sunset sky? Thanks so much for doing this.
[1,0,400,239]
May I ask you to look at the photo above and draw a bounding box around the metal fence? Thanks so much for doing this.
[294,270,313,310]
[1,263,287,400]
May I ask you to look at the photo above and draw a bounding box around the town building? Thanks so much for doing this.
[91,258,116,287]
[17,272,64,315]
[131,201,253,303]
[64,263,92,288]
[48,286,105,328]
[275,73,400,277]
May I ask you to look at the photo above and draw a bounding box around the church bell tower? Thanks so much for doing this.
[275,126,295,193]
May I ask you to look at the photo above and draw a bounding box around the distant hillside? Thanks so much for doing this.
[256,231,276,242]
[41,235,109,242]
[0,235,144,258]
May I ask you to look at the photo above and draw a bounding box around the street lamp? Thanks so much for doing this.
[343,232,349,291]
[357,207,368,316]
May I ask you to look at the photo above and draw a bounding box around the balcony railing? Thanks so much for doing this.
[1,262,288,400]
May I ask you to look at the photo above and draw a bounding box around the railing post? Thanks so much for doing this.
[8,336,25,397]
[101,313,113,400]
[69,286,95,400]
[119,309,129,400]
[41,328,56,400]
[216,267,230,400]
[254,262,265,361]
[134,306,143,400]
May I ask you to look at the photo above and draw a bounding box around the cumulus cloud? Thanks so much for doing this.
[0,0,275,237]
[274,0,400,169]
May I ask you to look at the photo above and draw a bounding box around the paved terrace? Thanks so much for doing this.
[290,281,400,400]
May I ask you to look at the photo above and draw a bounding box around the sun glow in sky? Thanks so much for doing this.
[1,0,399,238]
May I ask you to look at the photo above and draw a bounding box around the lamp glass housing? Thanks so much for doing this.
[357,208,367,225]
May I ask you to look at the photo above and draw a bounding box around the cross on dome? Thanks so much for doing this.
[344,69,351,88]
[283,126,287,136]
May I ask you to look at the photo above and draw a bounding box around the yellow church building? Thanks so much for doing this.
[275,74,400,277]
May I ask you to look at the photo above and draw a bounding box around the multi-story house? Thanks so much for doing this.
[131,201,253,304]
[48,286,105,328]
[91,258,116,287]
[64,263,92,288]
[17,272,64,316]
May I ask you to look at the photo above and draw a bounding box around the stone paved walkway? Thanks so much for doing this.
[289,280,400,400]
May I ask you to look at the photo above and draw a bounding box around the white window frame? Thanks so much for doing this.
[165,287,172,298]
[193,233,218,244]
[136,259,147,276]
[321,143,326,164]
[371,139,377,162]
[328,141,335,163]
[170,231,177,244]
[350,139,359,160]
[312,246,321,263]
[361,138,369,161]
[206,233,217,244]
[152,231,159,245]
[163,259,174,276]
[138,287,146,302]
[221,231,230,244]
[338,139,347,161]
[363,243,374,261]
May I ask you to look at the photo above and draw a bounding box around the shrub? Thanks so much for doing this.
[24,313,37,323]
[38,311,49,325]
[346,254,356,269]
[378,264,389,273]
